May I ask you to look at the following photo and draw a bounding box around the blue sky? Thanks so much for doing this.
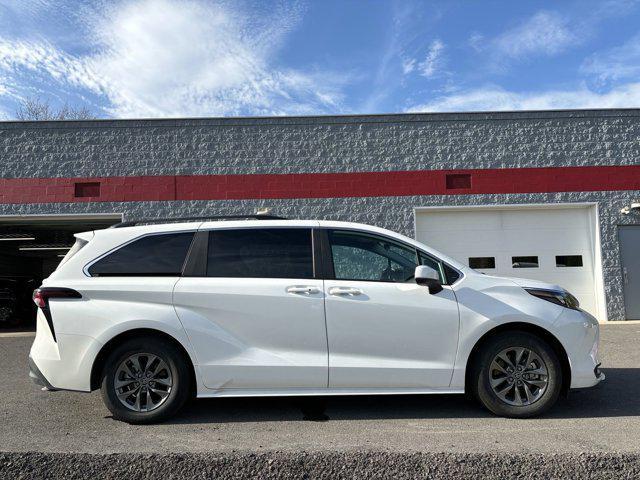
[1,0,640,119]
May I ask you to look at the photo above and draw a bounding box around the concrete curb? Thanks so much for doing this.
[0,331,35,338]
[601,320,640,325]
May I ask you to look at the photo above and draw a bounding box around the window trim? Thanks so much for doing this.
[201,226,316,280]
[321,228,462,286]
[83,230,198,277]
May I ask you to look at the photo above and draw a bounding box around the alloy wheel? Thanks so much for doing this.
[114,353,173,412]
[488,346,549,406]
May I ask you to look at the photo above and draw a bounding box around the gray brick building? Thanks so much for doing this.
[0,109,639,322]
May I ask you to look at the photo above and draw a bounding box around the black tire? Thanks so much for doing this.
[100,336,191,424]
[472,331,562,418]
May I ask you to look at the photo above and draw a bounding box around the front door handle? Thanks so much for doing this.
[328,286,363,296]
[286,286,320,295]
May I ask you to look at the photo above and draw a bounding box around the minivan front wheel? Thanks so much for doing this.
[473,331,562,418]
[100,337,191,424]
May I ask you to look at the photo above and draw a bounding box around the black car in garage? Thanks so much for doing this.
[0,277,38,326]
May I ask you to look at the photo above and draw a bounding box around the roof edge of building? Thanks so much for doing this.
[2,107,640,129]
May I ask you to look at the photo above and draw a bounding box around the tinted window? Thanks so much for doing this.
[329,230,420,283]
[89,232,194,276]
[207,228,313,279]
[443,264,461,284]
[469,257,496,269]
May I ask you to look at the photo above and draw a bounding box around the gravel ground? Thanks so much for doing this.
[2,451,640,479]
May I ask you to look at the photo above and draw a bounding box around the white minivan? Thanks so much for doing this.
[29,216,604,423]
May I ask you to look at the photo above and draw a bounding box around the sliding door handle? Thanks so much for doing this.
[328,286,363,296]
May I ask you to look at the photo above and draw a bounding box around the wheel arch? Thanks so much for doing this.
[90,328,197,394]
[464,322,571,397]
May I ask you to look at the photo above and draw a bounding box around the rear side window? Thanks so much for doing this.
[207,228,313,279]
[88,232,194,277]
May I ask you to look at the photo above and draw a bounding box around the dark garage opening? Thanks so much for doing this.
[0,215,121,328]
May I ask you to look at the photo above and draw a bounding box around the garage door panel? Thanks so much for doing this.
[416,212,503,231]
[416,230,509,252]
[501,209,589,230]
[416,207,598,317]
[418,209,590,232]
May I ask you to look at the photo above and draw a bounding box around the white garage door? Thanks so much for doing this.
[415,206,600,317]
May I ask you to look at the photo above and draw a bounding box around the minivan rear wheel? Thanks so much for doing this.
[473,331,562,418]
[100,337,190,424]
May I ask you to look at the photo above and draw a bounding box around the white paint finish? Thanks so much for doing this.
[324,280,460,388]
[415,205,603,318]
[29,312,103,392]
[31,276,198,391]
[552,307,602,388]
[173,277,328,389]
[447,270,601,390]
[28,219,605,404]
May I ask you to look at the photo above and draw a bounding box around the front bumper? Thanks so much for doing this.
[555,308,604,389]
[594,362,605,382]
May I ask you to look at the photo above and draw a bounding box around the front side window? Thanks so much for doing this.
[329,230,424,283]
[88,232,194,277]
[207,228,313,279]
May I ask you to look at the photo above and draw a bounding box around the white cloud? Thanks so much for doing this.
[401,58,416,75]
[408,83,640,112]
[400,39,445,79]
[492,11,576,59]
[581,34,640,84]
[0,40,103,93]
[0,0,351,118]
[418,39,444,78]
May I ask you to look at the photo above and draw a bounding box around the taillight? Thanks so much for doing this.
[32,288,82,309]
[32,290,46,308]
[32,288,82,342]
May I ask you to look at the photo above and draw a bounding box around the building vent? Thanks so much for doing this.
[445,173,471,189]
[74,182,101,198]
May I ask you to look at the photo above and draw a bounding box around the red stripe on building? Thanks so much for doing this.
[1,166,639,204]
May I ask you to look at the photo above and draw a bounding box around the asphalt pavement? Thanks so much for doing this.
[1,324,639,456]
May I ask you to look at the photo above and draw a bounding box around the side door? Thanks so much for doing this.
[322,229,460,389]
[173,226,328,390]
[619,226,640,320]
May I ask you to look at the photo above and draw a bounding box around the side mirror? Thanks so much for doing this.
[415,265,443,294]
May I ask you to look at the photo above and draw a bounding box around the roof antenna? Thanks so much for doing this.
[256,207,272,216]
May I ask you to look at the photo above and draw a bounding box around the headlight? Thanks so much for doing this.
[525,288,580,310]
